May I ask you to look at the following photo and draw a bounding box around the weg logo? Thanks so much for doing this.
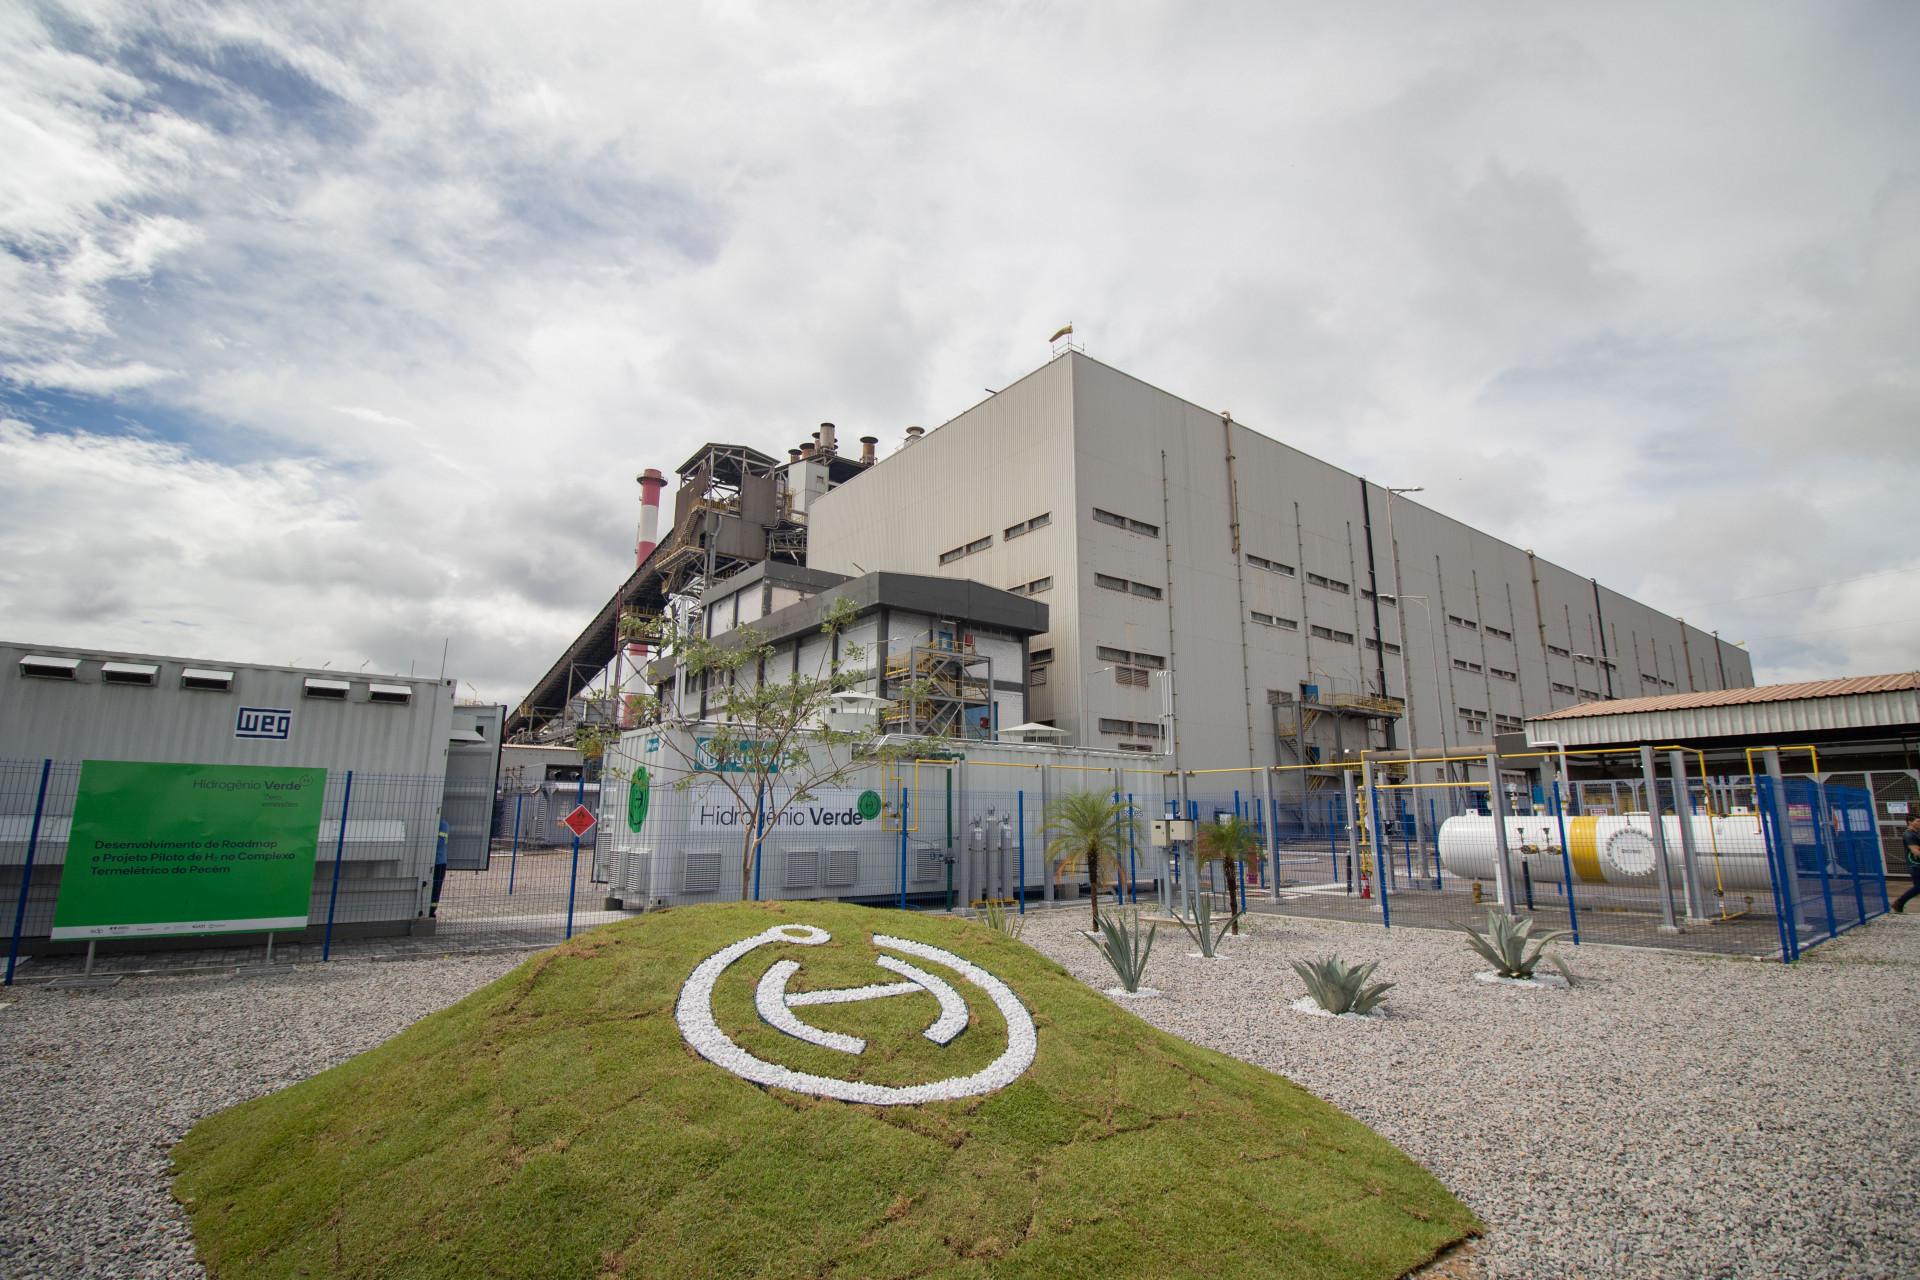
[235,707,293,741]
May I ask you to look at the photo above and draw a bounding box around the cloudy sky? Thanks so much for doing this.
[3,0,1916,703]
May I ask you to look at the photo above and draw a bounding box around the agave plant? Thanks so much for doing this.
[1451,910,1574,984]
[1084,910,1156,993]
[1176,892,1240,958]
[978,898,1026,942]
[1290,955,1394,1016]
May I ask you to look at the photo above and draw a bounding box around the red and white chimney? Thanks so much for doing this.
[635,468,666,565]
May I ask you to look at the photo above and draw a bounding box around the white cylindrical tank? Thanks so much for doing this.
[1437,813,1773,891]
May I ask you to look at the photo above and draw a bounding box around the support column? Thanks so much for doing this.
[1669,750,1710,924]
[1639,745,1681,934]
[1486,750,1517,911]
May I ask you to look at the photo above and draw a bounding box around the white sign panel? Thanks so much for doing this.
[689,788,885,833]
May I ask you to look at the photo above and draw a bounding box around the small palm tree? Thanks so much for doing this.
[1193,815,1263,934]
[1042,790,1139,930]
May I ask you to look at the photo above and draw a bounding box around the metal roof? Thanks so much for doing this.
[1524,671,1920,747]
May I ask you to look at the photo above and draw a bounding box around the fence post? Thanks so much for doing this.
[1756,775,1796,962]
[1341,770,1360,895]
[1485,751,1517,912]
[751,779,765,903]
[1017,790,1026,914]
[1549,780,1581,944]
[897,787,908,910]
[508,791,523,895]
[1429,797,1441,888]
[5,760,53,986]
[1126,792,1137,905]
[1365,764,1391,927]
[1262,767,1279,897]
[1637,746,1680,934]
[565,772,583,940]
[322,769,354,962]
[1668,750,1709,923]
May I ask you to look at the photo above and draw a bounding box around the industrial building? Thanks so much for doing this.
[515,354,1753,806]
[1,641,502,949]
[802,352,1753,774]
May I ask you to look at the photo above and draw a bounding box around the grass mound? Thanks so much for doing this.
[174,902,1477,1279]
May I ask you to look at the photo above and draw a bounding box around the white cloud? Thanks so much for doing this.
[0,0,1915,703]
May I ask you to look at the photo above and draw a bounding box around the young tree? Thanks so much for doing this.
[1042,789,1140,930]
[1193,814,1263,934]
[623,597,921,898]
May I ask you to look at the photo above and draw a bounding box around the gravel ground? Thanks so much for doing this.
[0,955,522,1279]
[1020,907,1920,1280]
[4,916,1913,1280]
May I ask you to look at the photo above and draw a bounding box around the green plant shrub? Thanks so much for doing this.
[1291,955,1394,1016]
[978,897,1026,943]
[1084,909,1156,992]
[1451,910,1574,984]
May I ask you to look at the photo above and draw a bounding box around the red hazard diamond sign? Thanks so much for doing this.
[561,805,597,838]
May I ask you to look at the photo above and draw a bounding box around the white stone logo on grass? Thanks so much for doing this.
[675,924,1037,1106]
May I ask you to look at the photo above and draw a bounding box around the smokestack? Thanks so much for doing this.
[903,425,924,447]
[817,422,837,455]
[635,468,666,565]
[800,442,816,459]
[859,435,877,465]
[788,447,803,463]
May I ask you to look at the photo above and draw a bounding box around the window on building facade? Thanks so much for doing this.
[1459,707,1488,734]
[965,536,991,555]
[1116,666,1151,687]
[1490,667,1517,681]
[1552,681,1575,694]
[1025,576,1052,594]
[1246,554,1296,576]
[1548,644,1571,657]
[1130,581,1163,600]
[1494,713,1523,732]
[1449,614,1477,631]
[1310,625,1355,643]
[1095,573,1128,592]
[1365,638,1402,654]
[1485,625,1512,640]
[1096,645,1130,663]
[1306,572,1350,593]
[1454,658,1482,673]
[1004,512,1051,540]
[1029,648,1053,664]
[1092,507,1159,536]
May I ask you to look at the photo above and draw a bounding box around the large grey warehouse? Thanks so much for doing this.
[798,352,1755,772]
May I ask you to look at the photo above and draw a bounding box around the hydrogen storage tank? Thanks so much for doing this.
[1436,813,1773,891]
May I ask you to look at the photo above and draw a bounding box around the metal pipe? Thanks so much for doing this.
[1263,766,1281,897]
[1639,745,1680,934]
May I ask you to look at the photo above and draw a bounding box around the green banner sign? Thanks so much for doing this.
[51,761,327,940]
